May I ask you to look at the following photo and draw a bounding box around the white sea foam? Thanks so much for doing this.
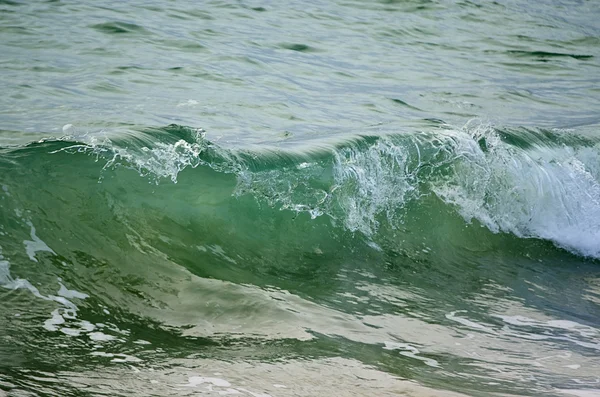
[23,221,55,262]
[332,137,417,235]
[43,309,66,332]
[182,375,273,397]
[495,315,600,352]
[383,341,440,367]
[52,128,209,183]
[0,247,11,285]
[88,332,117,341]
[1,256,114,343]
[90,351,142,363]
[184,376,232,388]
[433,124,600,258]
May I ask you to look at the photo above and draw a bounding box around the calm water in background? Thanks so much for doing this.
[1,1,600,396]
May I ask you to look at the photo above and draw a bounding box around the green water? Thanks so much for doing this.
[1,1,600,396]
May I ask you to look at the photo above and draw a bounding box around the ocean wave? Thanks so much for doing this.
[1,122,600,259]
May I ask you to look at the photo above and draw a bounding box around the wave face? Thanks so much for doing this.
[1,123,600,396]
[7,122,597,257]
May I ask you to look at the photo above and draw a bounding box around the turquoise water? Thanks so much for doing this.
[1,1,600,396]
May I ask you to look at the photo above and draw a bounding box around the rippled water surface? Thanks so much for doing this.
[1,1,600,396]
